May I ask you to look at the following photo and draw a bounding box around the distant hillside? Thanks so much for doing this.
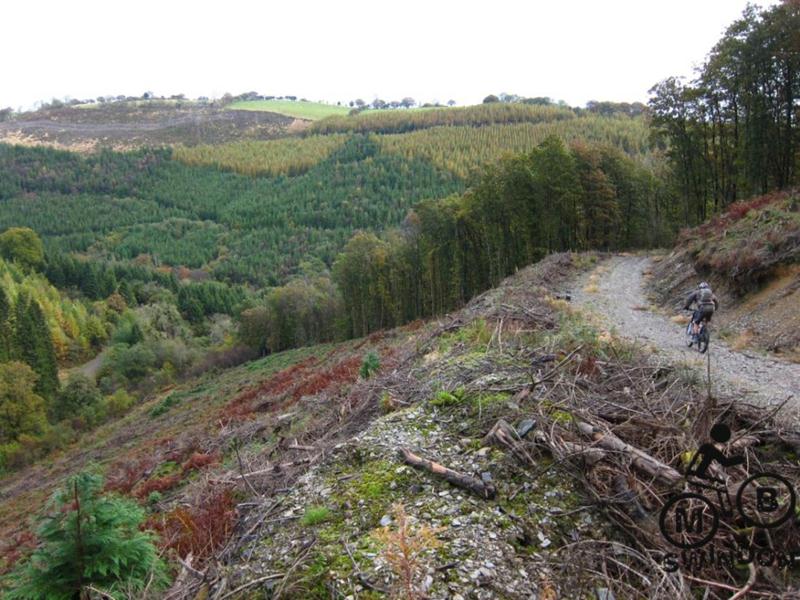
[0,99,660,288]
[176,113,651,179]
[0,100,297,150]
[309,102,575,134]
[0,140,462,285]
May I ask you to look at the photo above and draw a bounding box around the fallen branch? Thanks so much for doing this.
[729,563,757,600]
[176,553,205,580]
[399,448,496,499]
[483,419,538,466]
[532,345,584,386]
[218,573,284,600]
[575,421,682,485]
[234,440,261,498]
[287,443,316,451]
[556,441,606,466]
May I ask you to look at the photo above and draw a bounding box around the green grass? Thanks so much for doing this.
[227,100,350,120]
[300,505,333,526]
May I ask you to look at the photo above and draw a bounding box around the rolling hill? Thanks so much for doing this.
[0,100,299,150]
[0,100,657,286]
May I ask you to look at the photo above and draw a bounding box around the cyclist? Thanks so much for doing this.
[684,281,718,337]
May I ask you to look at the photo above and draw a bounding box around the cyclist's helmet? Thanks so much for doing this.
[699,282,709,289]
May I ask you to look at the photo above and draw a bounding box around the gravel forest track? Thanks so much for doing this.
[572,255,799,419]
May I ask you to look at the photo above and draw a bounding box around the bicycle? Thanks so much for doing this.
[685,311,710,354]
[659,471,797,549]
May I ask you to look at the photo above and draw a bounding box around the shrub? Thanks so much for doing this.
[54,374,103,425]
[181,452,217,474]
[104,343,157,381]
[4,472,168,599]
[135,474,181,500]
[149,391,186,418]
[300,506,332,527]
[149,488,236,561]
[103,389,135,418]
[380,391,401,413]
[360,351,380,379]
[430,388,465,407]
[373,504,442,600]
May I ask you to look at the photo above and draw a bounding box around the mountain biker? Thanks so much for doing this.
[683,282,718,337]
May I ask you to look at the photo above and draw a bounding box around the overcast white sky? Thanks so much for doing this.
[1,0,779,110]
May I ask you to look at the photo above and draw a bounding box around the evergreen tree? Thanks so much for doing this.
[0,227,44,270]
[0,286,12,362]
[14,294,59,401]
[81,267,100,300]
[0,362,48,445]
[5,472,168,599]
[118,280,137,306]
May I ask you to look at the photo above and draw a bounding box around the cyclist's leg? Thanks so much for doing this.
[691,309,702,335]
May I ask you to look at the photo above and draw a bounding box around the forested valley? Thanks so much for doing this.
[1,3,800,599]
[0,1,796,477]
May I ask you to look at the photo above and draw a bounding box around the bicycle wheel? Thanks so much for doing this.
[735,472,797,529]
[659,492,719,549]
[698,327,709,354]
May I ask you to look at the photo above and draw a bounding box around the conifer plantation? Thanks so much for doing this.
[0,1,799,598]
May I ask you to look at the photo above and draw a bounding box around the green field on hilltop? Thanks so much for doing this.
[227,99,350,120]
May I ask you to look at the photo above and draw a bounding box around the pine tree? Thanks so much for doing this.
[6,471,168,599]
[14,294,59,401]
[0,287,13,362]
[14,293,36,365]
[118,280,137,306]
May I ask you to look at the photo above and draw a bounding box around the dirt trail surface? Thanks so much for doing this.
[573,255,799,417]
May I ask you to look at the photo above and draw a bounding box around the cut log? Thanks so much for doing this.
[557,441,606,466]
[399,448,496,499]
[575,421,682,485]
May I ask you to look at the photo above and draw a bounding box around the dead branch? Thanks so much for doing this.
[574,420,682,485]
[729,563,757,600]
[399,448,496,499]
[532,345,584,386]
[287,443,316,451]
[233,440,261,498]
[217,573,285,600]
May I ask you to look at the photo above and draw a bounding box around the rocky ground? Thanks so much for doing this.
[191,254,624,599]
